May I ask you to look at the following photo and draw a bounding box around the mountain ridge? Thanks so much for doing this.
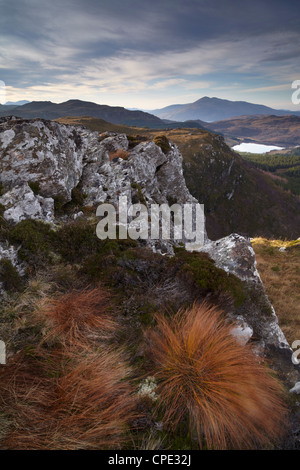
[0,99,208,130]
[150,96,300,122]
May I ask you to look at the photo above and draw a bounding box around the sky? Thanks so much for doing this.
[1,0,300,110]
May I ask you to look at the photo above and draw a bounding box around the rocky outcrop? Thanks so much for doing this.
[0,117,87,202]
[201,233,289,348]
[0,117,196,212]
[0,116,299,447]
[0,117,299,370]
[0,183,54,223]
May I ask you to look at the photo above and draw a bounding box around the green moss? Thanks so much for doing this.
[126,134,148,149]
[80,238,138,282]
[9,219,55,263]
[54,219,99,263]
[0,259,22,292]
[170,248,246,307]
[28,181,40,195]
[131,181,147,205]
[0,183,7,197]
[53,195,66,214]
[153,135,171,154]
[166,195,178,206]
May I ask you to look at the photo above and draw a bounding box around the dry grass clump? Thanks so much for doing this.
[252,237,300,343]
[37,287,116,345]
[0,285,138,450]
[146,302,288,449]
[109,149,130,161]
[0,346,137,450]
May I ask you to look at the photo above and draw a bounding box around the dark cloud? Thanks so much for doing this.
[0,0,299,107]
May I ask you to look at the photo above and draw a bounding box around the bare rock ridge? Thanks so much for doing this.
[0,116,299,444]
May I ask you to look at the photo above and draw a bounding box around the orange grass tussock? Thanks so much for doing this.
[146,302,288,449]
[0,286,138,450]
[0,345,138,450]
[37,286,116,344]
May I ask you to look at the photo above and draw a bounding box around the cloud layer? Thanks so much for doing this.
[1,0,300,108]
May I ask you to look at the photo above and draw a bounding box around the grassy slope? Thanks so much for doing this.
[252,238,300,345]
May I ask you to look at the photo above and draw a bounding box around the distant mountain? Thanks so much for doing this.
[151,96,300,122]
[0,104,18,113]
[0,99,166,128]
[209,114,300,147]
[4,100,30,106]
[0,99,211,130]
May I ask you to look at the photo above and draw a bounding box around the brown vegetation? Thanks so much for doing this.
[109,149,130,161]
[0,286,138,450]
[252,238,300,344]
[36,287,115,345]
[146,302,287,449]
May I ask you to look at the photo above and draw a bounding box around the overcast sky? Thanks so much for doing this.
[1,0,300,109]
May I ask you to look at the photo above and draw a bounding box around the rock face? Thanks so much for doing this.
[0,117,86,202]
[0,116,196,212]
[0,117,203,251]
[0,183,54,223]
[201,234,300,383]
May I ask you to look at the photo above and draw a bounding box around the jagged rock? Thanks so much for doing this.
[200,233,300,397]
[0,117,297,380]
[98,132,129,153]
[230,317,253,345]
[0,117,92,202]
[290,382,300,394]
[0,183,54,223]
[200,233,289,346]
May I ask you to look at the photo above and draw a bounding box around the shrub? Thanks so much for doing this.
[54,219,99,263]
[153,135,171,154]
[0,259,22,292]
[9,219,55,263]
[146,302,287,449]
[28,181,40,195]
[126,135,148,149]
[170,248,246,307]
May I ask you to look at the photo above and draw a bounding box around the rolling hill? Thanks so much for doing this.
[210,114,300,147]
[0,99,209,130]
[0,99,165,128]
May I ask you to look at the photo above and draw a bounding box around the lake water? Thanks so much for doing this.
[232,142,284,154]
